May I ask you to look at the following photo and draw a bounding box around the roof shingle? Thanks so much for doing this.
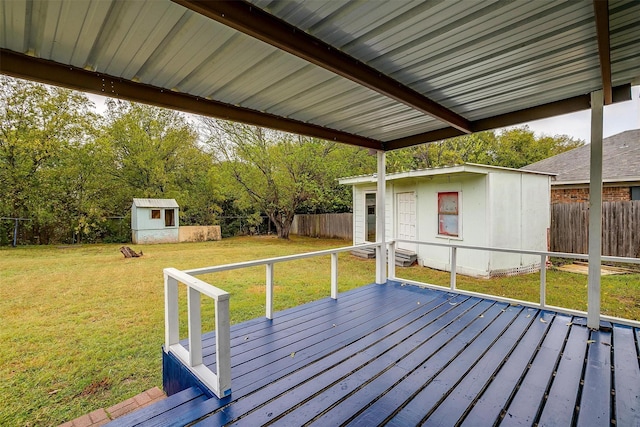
[522,129,640,183]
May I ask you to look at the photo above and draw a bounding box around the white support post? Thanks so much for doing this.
[164,271,180,349]
[331,253,338,299]
[588,90,604,330]
[376,151,387,284]
[266,263,274,319]
[215,296,232,396]
[450,246,457,291]
[388,241,396,280]
[540,254,547,309]
[187,287,202,366]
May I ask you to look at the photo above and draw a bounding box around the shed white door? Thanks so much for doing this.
[396,192,416,252]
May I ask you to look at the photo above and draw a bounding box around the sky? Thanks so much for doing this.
[87,85,640,144]
[517,85,640,143]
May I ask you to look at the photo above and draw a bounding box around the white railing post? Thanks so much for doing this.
[450,246,457,291]
[188,287,203,366]
[388,240,396,280]
[540,254,547,308]
[266,263,274,319]
[215,296,231,395]
[164,272,179,349]
[331,253,338,299]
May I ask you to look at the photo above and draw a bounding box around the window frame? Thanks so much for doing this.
[437,191,461,238]
[151,209,161,219]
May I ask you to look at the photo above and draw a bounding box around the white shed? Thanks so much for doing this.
[339,164,553,277]
[131,198,179,244]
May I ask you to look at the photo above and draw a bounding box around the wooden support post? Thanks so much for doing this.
[450,246,457,291]
[187,287,202,366]
[388,241,396,280]
[164,272,180,349]
[215,296,232,395]
[266,263,274,319]
[331,253,338,299]
[376,151,387,284]
[588,90,603,330]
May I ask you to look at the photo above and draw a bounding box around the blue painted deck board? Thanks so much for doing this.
[500,313,573,426]
[106,387,204,427]
[613,325,640,426]
[241,298,494,426]
[537,321,590,426]
[577,328,613,426]
[126,281,638,427]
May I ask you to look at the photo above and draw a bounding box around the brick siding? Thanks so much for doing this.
[551,186,631,204]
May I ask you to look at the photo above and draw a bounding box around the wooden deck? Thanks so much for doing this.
[113,281,640,426]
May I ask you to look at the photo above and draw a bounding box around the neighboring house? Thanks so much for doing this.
[339,164,552,278]
[131,198,179,244]
[522,129,640,203]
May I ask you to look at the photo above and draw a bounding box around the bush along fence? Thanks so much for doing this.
[551,200,640,258]
[291,213,352,240]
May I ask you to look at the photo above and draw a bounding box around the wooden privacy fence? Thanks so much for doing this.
[551,201,640,258]
[291,213,352,240]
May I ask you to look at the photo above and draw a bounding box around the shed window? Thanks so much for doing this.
[151,209,161,219]
[438,192,459,237]
[631,186,640,201]
[165,209,175,227]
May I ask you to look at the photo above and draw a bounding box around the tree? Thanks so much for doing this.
[101,100,221,224]
[0,76,99,243]
[386,126,583,172]
[201,119,373,239]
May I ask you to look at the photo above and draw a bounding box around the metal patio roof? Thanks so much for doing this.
[1,0,639,151]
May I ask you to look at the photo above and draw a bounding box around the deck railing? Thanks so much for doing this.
[184,242,381,319]
[389,239,640,327]
[164,268,231,398]
[164,242,381,398]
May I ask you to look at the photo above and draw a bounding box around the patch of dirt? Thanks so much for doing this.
[79,377,112,397]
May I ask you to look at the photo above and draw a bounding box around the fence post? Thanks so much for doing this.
[450,247,457,291]
[539,254,547,309]
[330,252,338,299]
[164,270,180,349]
[266,263,274,319]
[388,241,396,280]
[187,287,202,366]
[215,295,232,396]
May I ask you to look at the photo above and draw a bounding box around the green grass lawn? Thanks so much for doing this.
[1,236,638,425]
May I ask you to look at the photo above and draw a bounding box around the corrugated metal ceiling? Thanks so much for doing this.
[1,0,638,150]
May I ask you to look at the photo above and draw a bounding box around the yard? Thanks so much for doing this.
[1,236,638,425]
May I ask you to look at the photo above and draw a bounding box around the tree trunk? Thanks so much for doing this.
[268,211,294,239]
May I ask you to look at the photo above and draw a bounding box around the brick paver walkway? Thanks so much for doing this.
[59,387,166,427]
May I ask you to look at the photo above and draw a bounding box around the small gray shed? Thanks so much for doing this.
[131,198,179,244]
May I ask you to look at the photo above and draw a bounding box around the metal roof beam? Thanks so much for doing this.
[0,50,383,150]
[385,84,631,150]
[593,0,613,105]
[172,0,472,134]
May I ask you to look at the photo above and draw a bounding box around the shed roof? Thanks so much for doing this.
[132,198,179,208]
[1,0,639,151]
[522,129,640,184]
[339,163,554,185]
